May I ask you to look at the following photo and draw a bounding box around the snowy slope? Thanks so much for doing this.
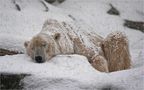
[0,0,72,52]
[0,0,144,90]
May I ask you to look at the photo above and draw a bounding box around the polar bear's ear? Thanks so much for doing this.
[53,33,60,40]
[24,41,30,48]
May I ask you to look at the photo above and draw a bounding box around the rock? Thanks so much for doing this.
[0,49,23,56]
[124,20,144,33]
[45,0,65,4]
[58,0,65,3]
[45,0,56,4]
[107,4,120,16]
[0,73,30,89]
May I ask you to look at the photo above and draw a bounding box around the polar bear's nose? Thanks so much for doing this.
[35,56,43,63]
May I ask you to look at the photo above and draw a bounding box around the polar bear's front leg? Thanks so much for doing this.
[91,55,109,72]
[73,37,109,72]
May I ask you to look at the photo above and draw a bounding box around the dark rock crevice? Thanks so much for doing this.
[0,73,30,90]
[45,0,65,4]
[12,0,21,11]
[40,0,49,12]
[0,49,23,56]
[124,20,144,33]
[107,4,120,16]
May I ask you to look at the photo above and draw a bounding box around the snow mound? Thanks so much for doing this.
[0,54,143,90]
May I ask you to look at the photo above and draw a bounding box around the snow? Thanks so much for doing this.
[109,0,144,21]
[0,54,143,90]
[0,0,71,52]
[0,0,144,90]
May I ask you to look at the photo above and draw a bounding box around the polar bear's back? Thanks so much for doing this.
[41,19,103,56]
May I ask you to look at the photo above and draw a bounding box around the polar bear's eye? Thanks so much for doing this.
[31,47,34,50]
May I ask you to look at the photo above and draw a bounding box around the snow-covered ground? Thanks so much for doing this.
[0,0,144,90]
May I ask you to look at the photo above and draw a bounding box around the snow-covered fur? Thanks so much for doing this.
[24,19,131,72]
[101,32,131,72]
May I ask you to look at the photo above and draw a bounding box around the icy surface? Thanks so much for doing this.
[0,0,144,90]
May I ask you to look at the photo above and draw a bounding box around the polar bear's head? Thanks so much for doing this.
[24,33,60,63]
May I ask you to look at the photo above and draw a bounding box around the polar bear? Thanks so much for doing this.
[24,19,131,72]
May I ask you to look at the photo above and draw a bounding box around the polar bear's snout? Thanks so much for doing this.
[34,46,46,63]
[35,56,44,63]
